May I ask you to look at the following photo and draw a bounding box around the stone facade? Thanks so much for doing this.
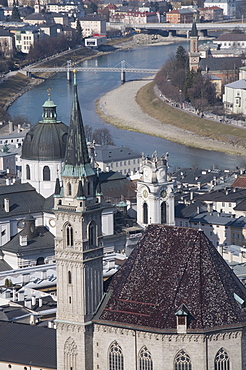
[93,324,244,369]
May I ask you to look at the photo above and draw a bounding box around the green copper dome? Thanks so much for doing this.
[21,95,68,161]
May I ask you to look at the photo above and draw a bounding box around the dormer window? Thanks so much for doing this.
[175,304,192,334]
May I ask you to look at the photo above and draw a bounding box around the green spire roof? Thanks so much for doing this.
[63,70,95,178]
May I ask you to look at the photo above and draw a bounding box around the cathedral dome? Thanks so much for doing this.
[21,95,68,161]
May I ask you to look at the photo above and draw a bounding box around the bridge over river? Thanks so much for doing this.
[25,60,159,83]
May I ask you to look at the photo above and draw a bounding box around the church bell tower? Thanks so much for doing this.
[54,71,104,370]
[189,21,200,71]
[137,152,175,228]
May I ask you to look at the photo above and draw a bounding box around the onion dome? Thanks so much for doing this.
[21,94,68,161]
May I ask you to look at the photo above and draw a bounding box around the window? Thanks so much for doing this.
[64,338,78,370]
[143,203,148,224]
[174,350,192,370]
[66,223,73,247]
[89,222,96,246]
[214,348,230,370]
[26,164,30,180]
[161,202,166,224]
[68,182,72,196]
[109,341,124,370]
[43,166,50,181]
[139,346,153,370]
[68,270,72,284]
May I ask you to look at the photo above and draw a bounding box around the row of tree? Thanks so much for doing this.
[154,46,217,112]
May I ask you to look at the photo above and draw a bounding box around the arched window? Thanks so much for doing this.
[174,350,192,370]
[36,257,44,265]
[26,164,30,180]
[68,182,72,196]
[214,348,230,370]
[109,341,124,370]
[139,346,153,370]
[43,166,50,181]
[66,223,74,247]
[64,337,78,370]
[68,270,72,284]
[161,202,166,224]
[89,222,96,246]
[143,202,148,224]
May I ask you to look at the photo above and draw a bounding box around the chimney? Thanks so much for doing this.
[18,291,24,301]
[19,234,27,246]
[12,288,17,302]
[4,198,9,213]
[24,299,32,309]
[39,297,43,307]
[32,296,36,306]
[197,206,200,214]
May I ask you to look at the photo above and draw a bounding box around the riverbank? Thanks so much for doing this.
[96,78,246,156]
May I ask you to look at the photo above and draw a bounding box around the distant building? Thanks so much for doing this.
[166,8,194,23]
[84,35,106,49]
[223,79,246,115]
[92,144,141,175]
[204,0,236,17]
[198,5,223,21]
[13,27,46,53]
[71,15,106,37]
[0,28,14,57]
[214,32,246,50]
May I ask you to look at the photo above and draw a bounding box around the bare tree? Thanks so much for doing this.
[92,128,114,145]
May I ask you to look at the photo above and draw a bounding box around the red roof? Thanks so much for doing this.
[96,225,246,331]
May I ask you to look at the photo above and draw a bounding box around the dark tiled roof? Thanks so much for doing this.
[199,57,243,72]
[0,259,12,272]
[99,171,136,201]
[0,183,45,219]
[96,225,246,331]
[197,188,246,203]
[216,33,246,42]
[0,321,56,368]
[2,226,54,254]
[95,145,141,163]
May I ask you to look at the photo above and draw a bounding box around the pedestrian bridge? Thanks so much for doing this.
[25,60,159,83]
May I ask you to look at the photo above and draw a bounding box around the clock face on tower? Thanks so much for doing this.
[143,189,148,199]
[161,189,167,198]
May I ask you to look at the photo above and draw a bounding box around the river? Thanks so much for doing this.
[8,42,246,171]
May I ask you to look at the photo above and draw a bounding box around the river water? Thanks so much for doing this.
[8,42,246,171]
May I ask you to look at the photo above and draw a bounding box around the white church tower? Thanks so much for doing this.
[137,151,175,227]
[54,71,106,370]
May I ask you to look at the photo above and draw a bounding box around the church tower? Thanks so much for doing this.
[189,21,200,71]
[54,71,104,370]
[137,152,175,228]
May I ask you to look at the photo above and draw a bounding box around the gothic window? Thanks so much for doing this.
[174,349,192,370]
[161,202,166,224]
[193,41,196,52]
[89,222,96,246]
[143,202,148,224]
[139,346,153,370]
[64,337,78,370]
[26,164,30,180]
[43,166,50,181]
[68,270,72,284]
[68,182,72,196]
[65,223,74,247]
[214,348,230,370]
[109,341,124,370]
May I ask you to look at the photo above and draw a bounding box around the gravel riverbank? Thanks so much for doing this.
[96,78,246,156]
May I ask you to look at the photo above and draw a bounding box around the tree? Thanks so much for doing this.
[176,45,188,70]
[75,19,83,44]
[188,72,216,112]
[92,128,114,145]
[87,1,98,14]
[85,125,93,142]
[12,6,21,21]
[11,115,31,127]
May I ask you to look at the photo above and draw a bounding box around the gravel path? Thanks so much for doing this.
[96,78,246,156]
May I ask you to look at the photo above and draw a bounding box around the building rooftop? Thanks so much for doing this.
[95,225,246,331]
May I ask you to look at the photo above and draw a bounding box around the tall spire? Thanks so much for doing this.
[190,20,198,37]
[63,70,94,178]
